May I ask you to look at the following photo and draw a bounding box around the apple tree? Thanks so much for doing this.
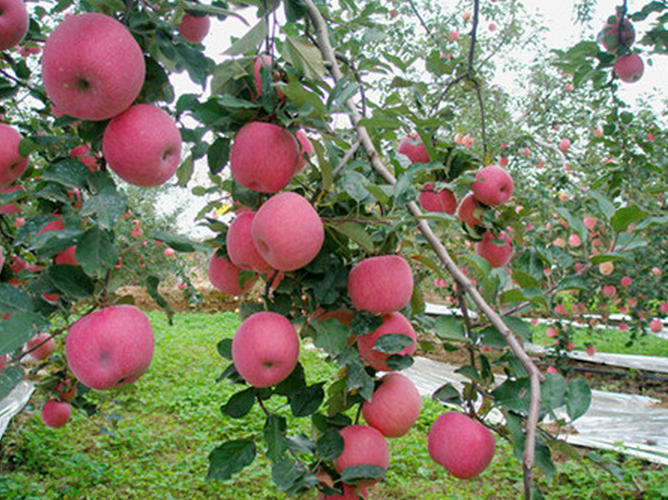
[1,1,667,499]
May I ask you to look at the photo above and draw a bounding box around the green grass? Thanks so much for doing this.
[1,312,667,499]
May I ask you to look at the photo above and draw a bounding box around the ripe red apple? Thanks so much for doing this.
[253,55,285,99]
[42,13,146,121]
[231,312,300,387]
[178,13,210,43]
[348,255,413,314]
[65,305,155,391]
[319,483,368,500]
[26,333,55,360]
[333,425,389,487]
[102,104,182,187]
[598,15,635,53]
[226,211,273,274]
[397,133,430,163]
[41,399,72,429]
[208,252,256,296]
[295,129,314,173]
[428,411,496,479]
[650,319,663,333]
[471,165,513,206]
[0,124,29,185]
[0,185,22,214]
[614,53,644,83]
[356,312,417,371]
[362,372,422,438]
[54,246,79,266]
[457,193,483,227]
[251,192,324,271]
[0,0,29,51]
[475,231,513,268]
[418,183,457,214]
[70,145,98,171]
[229,122,298,193]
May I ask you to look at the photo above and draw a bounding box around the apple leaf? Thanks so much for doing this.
[220,388,255,419]
[337,346,374,401]
[271,458,319,495]
[0,283,34,314]
[41,159,91,189]
[386,354,414,371]
[433,315,467,342]
[284,0,307,21]
[80,187,127,230]
[217,338,233,360]
[289,383,325,417]
[541,372,568,416]
[283,35,326,80]
[0,312,49,356]
[502,317,533,343]
[151,231,200,252]
[566,378,591,421]
[316,427,344,460]
[75,227,118,278]
[264,414,288,462]
[480,325,507,349]
[207,137,231,175]
[432,383,462,405]
[146,276,174,325]
[0,365,24,401]
[373,333,414,354]
[207,440,257,481]
[610,205,648,233]
[225,20,267,55]
[492,379,531,415]
[312,319,349,356]
[329,222,375,253]
[340,465,386,485]
[44,265,95,299]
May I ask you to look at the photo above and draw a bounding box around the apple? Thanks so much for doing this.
[621,276,632,287]
[57,379,78,402]
[226,211,273,274]
[356,312,417,371]
[471,165,513,206]
[559,138,571,151]
[0,124,29,185]
[598,15,635,53]
[614,53,644,83]
[231,311,299,387]
[65,305,155,391]
[319,483,368,500]
[102,104,182,187]
[0,0,28,51]
[41,399,72,429]
[397,133,430,163]
[54,246,79,266]
[650,319,663,333]
[42,13,146,121]
[428,411,496,479]
[229,122,298,193]
[295,129,314,173]
[26,333,55,360]
[475,231,513,268]
[333,425,389,487]
[348,255,413,314]
[362,372,422,438]
[208,252,256,296]
[178,13,210,44]
[457,193,483,227]
[253,54,285,99]
[251,192,324,271]
[419,183,457,214]
[70,145,98,171]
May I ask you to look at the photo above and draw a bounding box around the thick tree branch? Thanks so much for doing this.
[304,1,542,496]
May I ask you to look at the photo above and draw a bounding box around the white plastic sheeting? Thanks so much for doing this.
[0,381,34,441]
[403,356,668,465]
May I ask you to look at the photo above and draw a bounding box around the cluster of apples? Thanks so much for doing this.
[398,134,515,268]
[598,12,644,84]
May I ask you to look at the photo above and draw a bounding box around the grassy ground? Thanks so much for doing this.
[1,312,667,499]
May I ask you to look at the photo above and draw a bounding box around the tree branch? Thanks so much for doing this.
[304,1,542,496]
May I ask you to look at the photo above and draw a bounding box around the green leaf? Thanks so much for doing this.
[284,35,326,80]
[432,383,461,405]
[558,276,588,291]
[386,354,414,371]
[44,265,94,299]
[433,315,467,342]
[587,190,615,220]
[271,458,319,495]
[207,440,257,481]
[176,155,194,187]
[340,465,386,484]
[337,346,374,400]
[284,0,307,21]
[373,333,414,354]
[75,227,118,277]
[41,159,91,189]
[503,317,533,343]
[316,427,344,460]
[80,188,127,230]
[0,365,24,401]
[151,231,199,252]
[264,414,288,461]
[312,319,350,355]
[480,326,507,349]
[221,388,255,418]
[226,21,267,55]
[0,312,49,356]
[329,222,375,252]
[217,338,233,360]
[289,383,325,417]
[208,137,231,175]
[555,208,588,244]
[535,440,556,480]
[610,205,648,232]
[146,276,174,324]
[589,253,628,264]
[567,378,591,421]
[541,373,568,414]
[0,283,34,314]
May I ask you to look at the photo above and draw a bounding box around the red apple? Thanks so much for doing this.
[0,124,29,185]
[178,13,210,44]
[650,319,663,333]
[295,129,314,173]
[226,211,273,274]
[362,372,422,438]
[471,165,513,206]
[475,231,513,268]
[457,193,483,227]
[41,399,72,429]
[42,13,146,121]
[231,312,300,387]
[333,425,389,487]
[102,104,182,187]
[418,183,457,214]
[208,252,256,296]
[253,55,284,99]
[428,411,496,479]
[614,53,644,83]
[0,0,28,51]
[598,15,635,53]
[348,255,413,314]
[65,305,154,391]
[397,133,430,163]
[70,145,98,171]
[251,192,324,271]
[319,483,368,500]
[54,246,79,266]
[356,312,417,371]
[26,333,55,360]
[57,379,78,402]
[229,122,298,193]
